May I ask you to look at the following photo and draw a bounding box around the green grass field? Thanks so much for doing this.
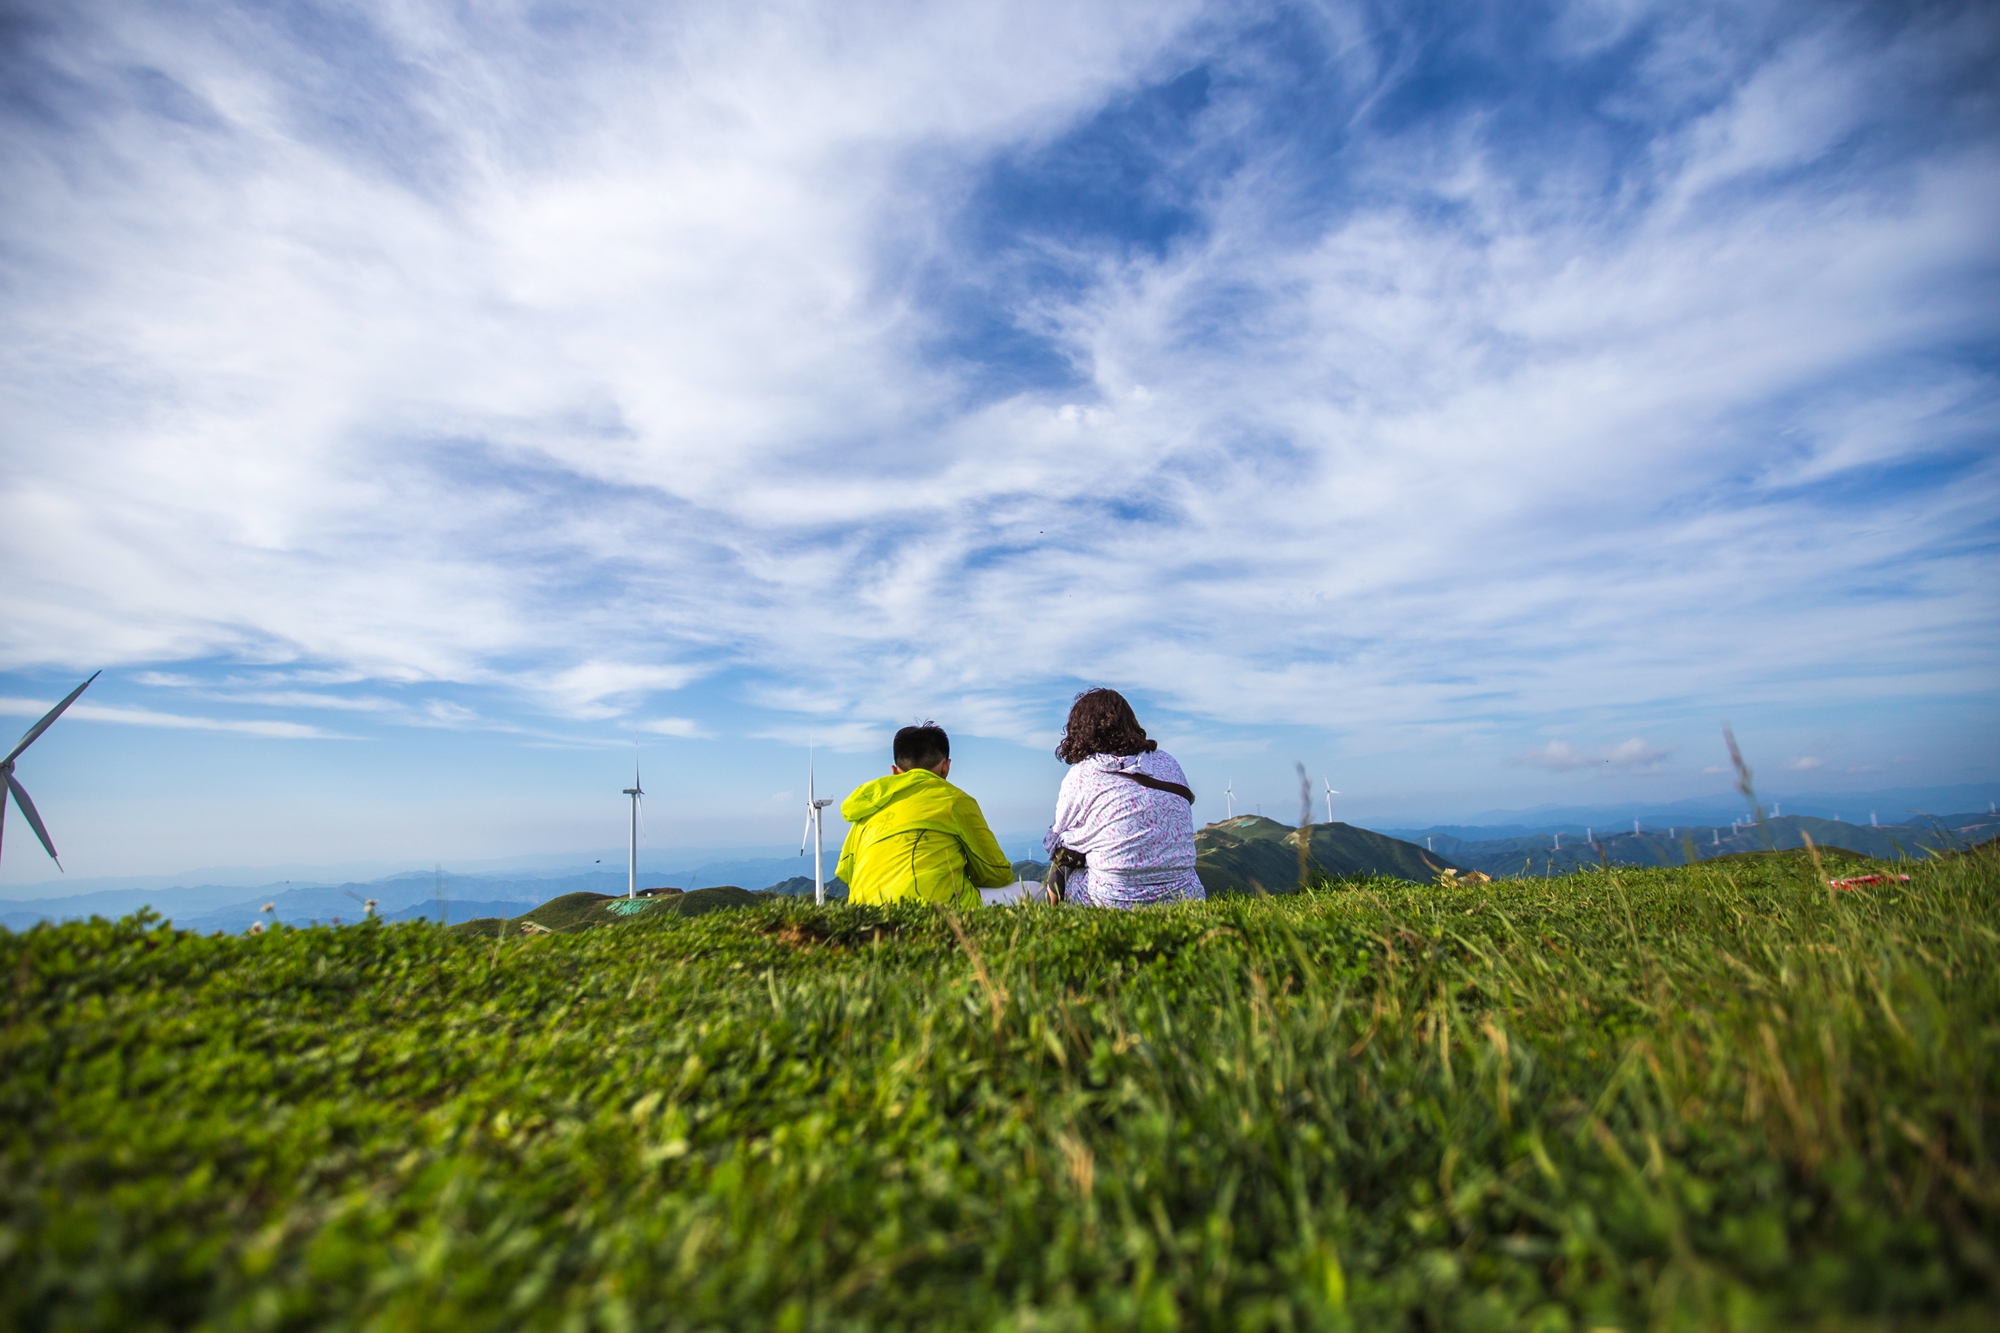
[3,848,1995,1331]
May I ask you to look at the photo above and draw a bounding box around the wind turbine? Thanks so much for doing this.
[800,747,834,905]
[623,758,644,899]
[1,671,100,871]
[1226,778,1235,820]
[1323,779,1340,825]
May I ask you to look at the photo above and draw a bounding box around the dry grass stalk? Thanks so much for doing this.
[941,905,1006,1034]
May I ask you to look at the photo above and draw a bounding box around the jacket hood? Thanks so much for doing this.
[840,768,945,823]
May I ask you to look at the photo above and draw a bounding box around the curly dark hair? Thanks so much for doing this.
[1055,688,1158,764]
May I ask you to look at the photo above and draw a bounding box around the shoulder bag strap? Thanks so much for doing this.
[1111,770,1195,803]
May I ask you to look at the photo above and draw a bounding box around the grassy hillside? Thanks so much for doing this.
[1196,815,1451,891]
[4,851,1996,1329]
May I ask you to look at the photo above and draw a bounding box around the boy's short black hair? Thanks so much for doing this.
[894,722,950,772]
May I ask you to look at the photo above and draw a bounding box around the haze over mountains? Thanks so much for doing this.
[0,858,839,935]
[3,784,1991,934]
[1377,783,1999,840]
[1423,813,1995,881]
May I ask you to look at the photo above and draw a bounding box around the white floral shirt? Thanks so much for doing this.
[1043,750,1205,908]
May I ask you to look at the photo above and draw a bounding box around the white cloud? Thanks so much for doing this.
[1600,739,1674,773]
[1788,756,1826,771]
[529,664,706,720]
[1517,740,1589,771]
[0,697,350,740]
[0,0,1992,775]
[750,720,897,753]
[631,716,710,739]
[1515,737,1673,773]
[199,690,402,713]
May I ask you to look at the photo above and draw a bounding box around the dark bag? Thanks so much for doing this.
[1043,846,1087,903]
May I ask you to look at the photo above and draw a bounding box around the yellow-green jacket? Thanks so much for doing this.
[836,769,1015,908]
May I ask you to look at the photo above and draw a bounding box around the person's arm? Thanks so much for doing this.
[835,821,863,889]
[1044,768,1082,855]
[953,791,1018,889]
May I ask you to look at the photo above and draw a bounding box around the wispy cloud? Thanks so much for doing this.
[0,698,351,741]
[0,0,1992,800]
[528,664,707,721]
[750,721,898,754]
[1515,738,1674,774]
[193,691,403,713]
[1517,740,1591,772]
[630,717,710,739]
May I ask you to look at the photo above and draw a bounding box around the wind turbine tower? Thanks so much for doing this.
[623,760,644,899]
[1323,779,1340,824]
[0,671,100,871]
[1226,778,1235,820]
[800,748,835,905]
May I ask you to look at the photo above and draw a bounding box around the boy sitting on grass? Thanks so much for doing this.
[836,723,1015,908]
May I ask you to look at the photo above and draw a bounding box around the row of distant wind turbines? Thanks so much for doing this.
[618,748,838,905]
[1223,776,1342,823]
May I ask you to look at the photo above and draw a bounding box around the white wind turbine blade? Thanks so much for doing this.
[7,774,63,868]
[5,671,100,766]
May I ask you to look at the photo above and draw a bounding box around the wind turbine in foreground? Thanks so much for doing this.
[1323,779,1340,825]
[623,759,644,899]
[800,748,834,905]
[1,671,100,871]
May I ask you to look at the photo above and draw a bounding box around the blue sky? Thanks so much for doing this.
[2,0,1996,883]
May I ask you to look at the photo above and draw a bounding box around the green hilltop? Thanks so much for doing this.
[1194,815,1452,892]
[448,886,762,937]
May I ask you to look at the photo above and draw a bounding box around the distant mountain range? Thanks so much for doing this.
[0,854,847,933]
[1381,784,1998,840]
[1424,812,1995,878]
[5,804,1990,933]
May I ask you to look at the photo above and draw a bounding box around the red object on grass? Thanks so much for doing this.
[1826,874,1912,890]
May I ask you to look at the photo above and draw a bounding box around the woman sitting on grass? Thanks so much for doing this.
[1044,688,1205,908]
